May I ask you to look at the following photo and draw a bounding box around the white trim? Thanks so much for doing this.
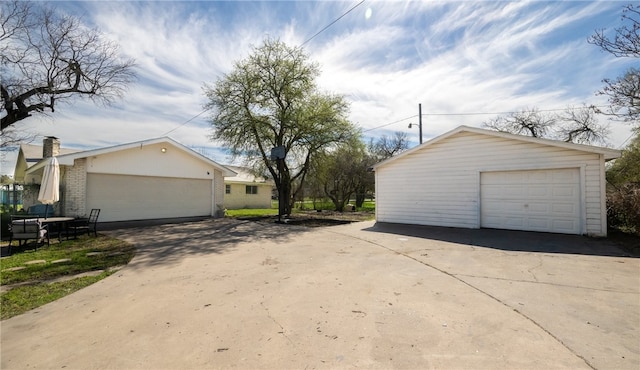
[599,154,608,236]
[478,167,583,234]
[373,125,621,170]
[26,137,237,177]
[580,165,587,235]
[476,163,584,173]
[475,171,481,228]
[211,176,215,217]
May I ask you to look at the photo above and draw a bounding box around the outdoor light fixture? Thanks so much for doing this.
[161,147,167,153]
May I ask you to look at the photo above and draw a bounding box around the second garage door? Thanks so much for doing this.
[87,174,213,222]
[480,168,581,234]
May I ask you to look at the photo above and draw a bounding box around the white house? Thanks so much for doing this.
[223,166,274,209]
[18,137,236,222]
[373,126,620,237]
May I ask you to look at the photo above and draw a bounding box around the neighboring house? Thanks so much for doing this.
[373,126,620,237]
[223,166,274,209]
[16,137,236,222]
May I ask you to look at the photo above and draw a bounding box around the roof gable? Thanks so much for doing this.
[25,137,236,177]
[14,143,79,181]
[374,125,621,169]
[224,165,274,184]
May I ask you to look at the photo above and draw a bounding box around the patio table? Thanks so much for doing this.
[38,217,75,241]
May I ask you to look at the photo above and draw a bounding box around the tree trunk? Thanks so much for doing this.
[275,159,293,218]
[355,187,366,208]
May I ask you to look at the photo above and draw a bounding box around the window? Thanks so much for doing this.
[225,184,231,194]
[246,185,258,195]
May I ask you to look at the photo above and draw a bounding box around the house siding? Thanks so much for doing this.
[223,183,272,209]
[375,131,607,236]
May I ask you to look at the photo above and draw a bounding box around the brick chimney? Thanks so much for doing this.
[43,136,60,158]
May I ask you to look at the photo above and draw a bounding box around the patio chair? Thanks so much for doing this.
[8,216,49,254]
[69,209,101,238]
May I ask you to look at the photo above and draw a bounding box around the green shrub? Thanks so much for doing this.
[607,183,640,234]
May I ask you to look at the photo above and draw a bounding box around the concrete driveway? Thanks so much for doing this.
[1,219,638,369]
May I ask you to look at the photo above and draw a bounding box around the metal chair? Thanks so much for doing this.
[8,216,49,254]
[70,209,101,238]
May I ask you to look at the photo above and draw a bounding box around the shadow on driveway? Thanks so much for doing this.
[103,218,311,269]
[364,222,636,257]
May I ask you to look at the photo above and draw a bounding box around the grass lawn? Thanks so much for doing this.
[225,208,279,218]
[226,200,376,218]
[1,235,135,320]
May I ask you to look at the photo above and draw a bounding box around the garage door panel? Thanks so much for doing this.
[481,168,581,234]
[528,218,550,229]
[553,186,576,197]
[552,203,577,214]
[527,171,550,183]
[527,203,550,213]
[528,186,549,197]
[87,174,212,222]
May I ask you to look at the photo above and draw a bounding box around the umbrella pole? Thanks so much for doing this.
[45,204,48,219]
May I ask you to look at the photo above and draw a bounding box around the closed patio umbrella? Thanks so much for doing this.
[38,157,60,219]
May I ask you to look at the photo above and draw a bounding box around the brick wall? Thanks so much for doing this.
[213,168,225,217]
[62,158,87,217]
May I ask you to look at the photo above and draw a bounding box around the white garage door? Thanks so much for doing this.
[480,168,581,234]
[87,174,213,222]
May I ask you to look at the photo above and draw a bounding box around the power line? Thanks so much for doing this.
[421,105,610,117]
[363,105,614,133]
[618,132,636,149]
[161,109,208,136]
[161,2,365,136]
[362,114,417,133]
[300,0,366,47]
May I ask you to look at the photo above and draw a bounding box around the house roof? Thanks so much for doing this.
[224,165,274,185]
[18,143,78,168]
[25,137,236,177]
[373,125,622,170]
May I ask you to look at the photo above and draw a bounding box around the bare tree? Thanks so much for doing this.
[1,0,136,130]
[369,131,410,160]
[589,4,640,58]
[593,68,640,124]
[483,108,555,138]
[483,106,609,145]
[557,105,610,145]
[589,4,640,125]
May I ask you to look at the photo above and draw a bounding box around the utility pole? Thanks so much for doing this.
[418,103,423,144]
[408,103,423,144]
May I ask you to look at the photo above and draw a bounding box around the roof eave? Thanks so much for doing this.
[373,125,622,169]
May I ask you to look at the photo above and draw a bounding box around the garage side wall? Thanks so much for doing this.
[80,143,226,222]
[375,131,606,235]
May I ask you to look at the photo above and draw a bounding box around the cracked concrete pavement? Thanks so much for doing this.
[1,219,638,369]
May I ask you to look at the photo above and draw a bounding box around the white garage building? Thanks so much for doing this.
[373,126,620,236]
[23,137,236,222]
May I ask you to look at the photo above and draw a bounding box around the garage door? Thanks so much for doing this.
[480,168,581,234]
[87,174,213,222]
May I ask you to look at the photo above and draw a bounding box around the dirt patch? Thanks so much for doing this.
[235,210,375,227]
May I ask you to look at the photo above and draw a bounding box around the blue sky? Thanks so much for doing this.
[2,0,637,175]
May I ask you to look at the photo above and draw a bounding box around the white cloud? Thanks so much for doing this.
[2,0,635,176]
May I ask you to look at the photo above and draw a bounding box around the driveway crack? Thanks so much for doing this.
[527,256,543,282]
[328,229,598,370]
[454,273,639,294]
[260,301,293,345]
